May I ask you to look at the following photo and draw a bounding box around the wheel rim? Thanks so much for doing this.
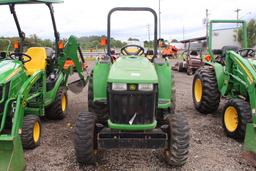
[33,122,40,143]
[194,79,202,103]
[224,106,238,132]
[61,94,67,112]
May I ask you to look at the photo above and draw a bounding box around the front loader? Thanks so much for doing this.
[192,20,256,166]
[74,7,190,167]
[0,1,88,171]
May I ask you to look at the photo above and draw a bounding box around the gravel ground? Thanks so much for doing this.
[25,60,255,171]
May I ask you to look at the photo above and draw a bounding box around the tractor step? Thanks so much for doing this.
[98,128,167,149]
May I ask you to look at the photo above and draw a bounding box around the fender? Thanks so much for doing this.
[205,62,225,95]
[154,61,172,109]
[93,61,110,101]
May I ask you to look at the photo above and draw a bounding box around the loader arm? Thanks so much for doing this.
[58,36,89,93]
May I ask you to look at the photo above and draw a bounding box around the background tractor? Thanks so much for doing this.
[173,41,205,75]
[192,20,256,166]
[0,1,87,171]
[74,7,190,167]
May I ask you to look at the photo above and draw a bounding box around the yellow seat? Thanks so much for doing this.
[24,47,47,75]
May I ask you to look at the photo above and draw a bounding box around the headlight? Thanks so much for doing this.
[138,84,153,91]
[112,83,127,91]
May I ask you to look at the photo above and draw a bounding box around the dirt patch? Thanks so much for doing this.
[25,60,255,171]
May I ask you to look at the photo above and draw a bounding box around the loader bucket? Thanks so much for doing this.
[243,123,256,167]
[0,135,25,171]
[68,79,86,94]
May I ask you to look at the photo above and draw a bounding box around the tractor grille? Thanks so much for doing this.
[108,84,157,125]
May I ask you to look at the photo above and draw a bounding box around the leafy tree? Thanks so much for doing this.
[144,40,153,48]
[78,35,127,50]
[0,34,127,52]
[238,19,256,48]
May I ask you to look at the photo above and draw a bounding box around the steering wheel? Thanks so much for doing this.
[10,52,32,63]
[121,45,144,56]
[237,48,255,58]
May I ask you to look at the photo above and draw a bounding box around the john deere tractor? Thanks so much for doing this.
[74,7,190,166]
[0,1,87,170]
[192,20,256,165]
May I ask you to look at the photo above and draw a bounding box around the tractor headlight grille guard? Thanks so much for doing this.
[108,83,157,125]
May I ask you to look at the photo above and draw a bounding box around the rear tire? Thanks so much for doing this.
[75,112,97,165]
[192,66,220,114]
[222,99,252,141]
[170,73,176,114]
[88,76,108,123]
[45,87,68,120]
[21,115,41,149]
[178,62,183,72]
[164,113,190,166]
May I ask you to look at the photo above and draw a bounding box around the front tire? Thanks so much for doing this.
[46,87,68,120]
[164,113,190,166]
[222,99,252,140]
[21,115,41,149]
[75,112,97,165]
[192,66,220,114]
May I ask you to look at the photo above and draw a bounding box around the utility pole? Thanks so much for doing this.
[159,0,161,38]
[205,9,209,37]
[235,8,241,27]
[182,25,185,40]
[147,24,151,48]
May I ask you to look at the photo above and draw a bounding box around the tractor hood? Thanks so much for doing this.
[0,60,23,84]
[108,56,158,84]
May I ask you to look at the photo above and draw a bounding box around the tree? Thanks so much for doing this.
[144,40,153,48]
[238,19,256,48]
[77,35,127,50]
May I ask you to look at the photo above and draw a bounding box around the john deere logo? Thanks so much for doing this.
[129,84,136,91]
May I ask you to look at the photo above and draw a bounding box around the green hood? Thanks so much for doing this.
[108,56,158,84]
[0,60,23,84]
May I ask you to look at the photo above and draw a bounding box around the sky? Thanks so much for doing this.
[0,0,256,41]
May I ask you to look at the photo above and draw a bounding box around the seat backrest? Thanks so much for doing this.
[190,51,198,56]
[24,47,47,75]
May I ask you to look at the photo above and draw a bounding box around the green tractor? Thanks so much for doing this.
[74,7,190,166]
[0,1,87,170]
[192,20,256,165]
